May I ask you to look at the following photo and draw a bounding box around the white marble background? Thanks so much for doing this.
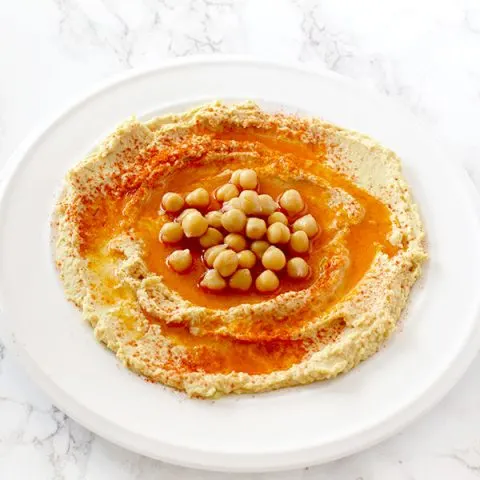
[1,0,480,478]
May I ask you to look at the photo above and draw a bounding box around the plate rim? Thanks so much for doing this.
[1,55,480,472]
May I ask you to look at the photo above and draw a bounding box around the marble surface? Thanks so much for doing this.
[1,0,480,478]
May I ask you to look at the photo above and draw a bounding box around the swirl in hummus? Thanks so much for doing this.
[53,102,427,398]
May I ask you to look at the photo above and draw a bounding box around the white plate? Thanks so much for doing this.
[1,57,480,472]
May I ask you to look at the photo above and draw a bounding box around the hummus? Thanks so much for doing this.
[53,102,427,398]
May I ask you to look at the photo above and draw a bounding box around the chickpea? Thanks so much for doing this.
[262,246,286,271]
[185,188,210,209]
[199,227,224,248]
[267,222,291,244]
[223,197,242,211]
[255,270,280,293]
[161,192,184,213]
[213,249,239,277]
[287,257,310,279]
[177,208,200,222]
[279,189,304,214]
[268,211,288,225]
[200,269,227,291]
[290,230,309,253]
[292,214,319,238]
[215,183,239,202]
[167,249,192,273]
[231,169,243,186]
[159,222,183,244]
[229,269,253,291]
[182,212,208,238]
[204,244,228,267]
[239,169,258,190]
[237,250,256,269]
[239,190,262,215]
[250,240,270,259]
[221,208,247,233]
[246,217,267,240]
[224,233,247,252]
[258,194,278,216]
[205,210,223,228]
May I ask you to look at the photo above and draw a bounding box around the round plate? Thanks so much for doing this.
[1,57,480,472]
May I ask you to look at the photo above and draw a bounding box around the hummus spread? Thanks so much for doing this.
[53,102,427,398]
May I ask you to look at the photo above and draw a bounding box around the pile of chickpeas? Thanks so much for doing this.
[158,169,320,293]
